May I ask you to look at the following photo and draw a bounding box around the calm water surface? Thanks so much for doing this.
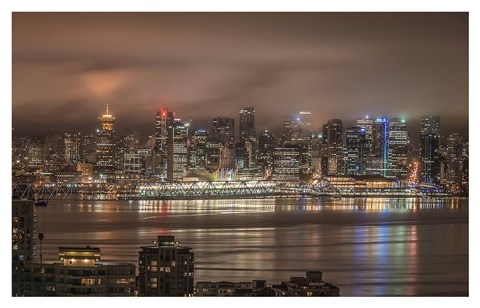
[37,197,468,296]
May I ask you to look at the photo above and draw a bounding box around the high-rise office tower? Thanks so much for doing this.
[212,117,234,146]
[138,236,194,296]
[420,115,440,183]
[357,115,375,159]
[81,133,96,162]
[387,118,409,179]
[188,129,209,171]
[291,111,312,145]
[64,131,81,165]
[446,133,464,186]
[155,108,174,153]
[282,115,293,145]
[359,116,389,176]
[96,104,116,168]
[258,130,275,170]
[167,120,188,181]
[323,119,344,175]
[239,107,256,143]
[344,127,366,175]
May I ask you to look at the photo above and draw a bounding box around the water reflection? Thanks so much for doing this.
[41,197,467,296]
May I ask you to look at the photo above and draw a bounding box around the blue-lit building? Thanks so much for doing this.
[360,116,388,177]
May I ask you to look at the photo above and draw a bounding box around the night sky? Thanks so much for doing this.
[12,12,468,139]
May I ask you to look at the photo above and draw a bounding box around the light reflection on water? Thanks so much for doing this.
[40,197,468,296]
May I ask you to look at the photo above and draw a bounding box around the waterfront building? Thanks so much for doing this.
[23,246,136,296]
[272,145,300,181]
[420,115,440,183]
[322,175,404,196]
[55,169,82,183]
[167,120,188,181]
[239,107,256,143]
[212,117,234,146]
[138,236,194,296]
[323,119,344,175]
[12,200,36,296]
[344,127,367,175]
[96,104,116,168]
[236,167,263,180]
[387,118,409,179]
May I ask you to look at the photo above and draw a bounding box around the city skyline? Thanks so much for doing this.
[13,13,468,139]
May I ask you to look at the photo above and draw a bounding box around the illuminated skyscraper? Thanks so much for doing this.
[155,108,174,153]
[64,131,81,165]
[96,104,116,168]
[188,129,209,171]
[445,133,464,186]
[258,130,275,170]
[239,107,256,143]
[387,118,409,179]
[420,115,440,183]
[344,127,366,175]
[167,120,188,181]
[282,115,293,145]
[359,116,389,177]
[356,115,374,159]
[323,119,344,175]
[212,117,234,146]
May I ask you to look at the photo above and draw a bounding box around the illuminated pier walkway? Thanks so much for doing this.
[12,180,337,201]
[12,179,435,201]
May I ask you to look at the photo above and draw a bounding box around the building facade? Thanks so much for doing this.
[23,246,136,296]
[138,236,194,296]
